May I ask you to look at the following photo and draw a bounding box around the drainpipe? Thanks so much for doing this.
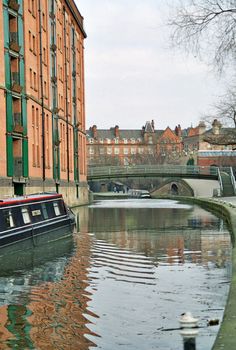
[38,0,46,187]
[63,7,70,183]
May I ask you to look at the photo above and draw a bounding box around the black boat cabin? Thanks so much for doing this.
[0,193,75,248]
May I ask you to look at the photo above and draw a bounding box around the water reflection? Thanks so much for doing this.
[83,199,231,350]
[0,199,232,350]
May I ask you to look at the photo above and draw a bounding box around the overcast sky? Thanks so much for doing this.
[76,0,227,130]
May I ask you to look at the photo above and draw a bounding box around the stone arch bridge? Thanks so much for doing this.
[88,165,235,197]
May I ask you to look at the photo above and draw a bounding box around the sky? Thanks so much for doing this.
[75,0,227,131]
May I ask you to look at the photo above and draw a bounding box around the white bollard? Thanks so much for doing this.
[179,312,199,350]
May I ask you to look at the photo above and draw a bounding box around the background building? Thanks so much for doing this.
[86,121,184,167]
[0,0,88,205]
[87,119,236,170]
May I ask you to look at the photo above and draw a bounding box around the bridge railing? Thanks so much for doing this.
[88,164,220,178]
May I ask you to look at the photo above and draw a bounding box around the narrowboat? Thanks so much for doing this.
[0,192,75,253]
[129,189,151,198]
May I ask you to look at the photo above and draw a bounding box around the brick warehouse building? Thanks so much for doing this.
[0,0,88,206]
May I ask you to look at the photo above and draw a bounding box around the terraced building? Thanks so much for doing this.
[0,0,88,206]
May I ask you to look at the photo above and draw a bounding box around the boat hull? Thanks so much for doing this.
[0,193,75,253]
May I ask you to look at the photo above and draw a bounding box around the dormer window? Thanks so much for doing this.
[131,138,135,144]
[123,138,127,144]
[114,138,119,144]
[99,138,103,144]
[89,138,94,144]
[106,138,111,144]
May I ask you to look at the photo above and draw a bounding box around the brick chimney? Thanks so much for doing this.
[114,125,119,138]
[91,125,97,138]
[212,119,222,135]
[175,124,181,136]
[151,120,155,131]
[198,121,206,135]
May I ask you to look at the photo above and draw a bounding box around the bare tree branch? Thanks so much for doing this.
[203,86,236,127]
[168,0,236,73]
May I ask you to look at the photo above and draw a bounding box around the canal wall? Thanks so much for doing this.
[177,196,236,350]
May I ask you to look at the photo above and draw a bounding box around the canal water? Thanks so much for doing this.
[0,199,232,350]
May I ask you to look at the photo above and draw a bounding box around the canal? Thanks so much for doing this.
[0,199,232,349]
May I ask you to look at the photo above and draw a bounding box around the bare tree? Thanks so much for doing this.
[203,85,236,127]
[215,89,236,128]
[169,0,236,73]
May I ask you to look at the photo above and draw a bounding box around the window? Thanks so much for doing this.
[41,203,48,219]
[148,147,153,154]
[148,136,153,144]
[138,147,144,154]
[30,68,33,88]
[32,0,36,17]
[33,71,37,90]
[131,147,136,154]
[42,12,46,31]
[22,207,31,224]
[32,35,36,54]
[99,148,104,154]
[29,31,32,51]
[43,47,47,65]
[53,202,61,216]
[3,210,15,228]
[107,147,112,154]
[124,148,129,155]
[114,148,119,154]
[89,147,94,155]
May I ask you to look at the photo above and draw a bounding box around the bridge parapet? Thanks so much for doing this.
[88,164,221,181]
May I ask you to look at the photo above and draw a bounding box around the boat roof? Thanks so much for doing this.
[0,193,63,207]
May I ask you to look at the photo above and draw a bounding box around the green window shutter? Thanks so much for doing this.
[4,53,11,90]
[19,58,25,89]
[6,92,13,132]
[18,16,24,55]
[22,96,27,134]
[18,0,23,16]
[52,116,60,180]
[6,136,13,177]
[74,130,78,181]
[3,8,9,49]
[22,138,28,177]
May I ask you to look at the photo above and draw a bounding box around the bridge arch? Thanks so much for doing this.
[151,179,194,197]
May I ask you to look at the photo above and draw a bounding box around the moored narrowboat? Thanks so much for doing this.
[0,193,75,252]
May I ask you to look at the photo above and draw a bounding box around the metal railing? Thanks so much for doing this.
[9,32,18,44]
[11,72,20,85]
[13,112,22,126]
[88,164,221,180]
[230,167,236,195]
